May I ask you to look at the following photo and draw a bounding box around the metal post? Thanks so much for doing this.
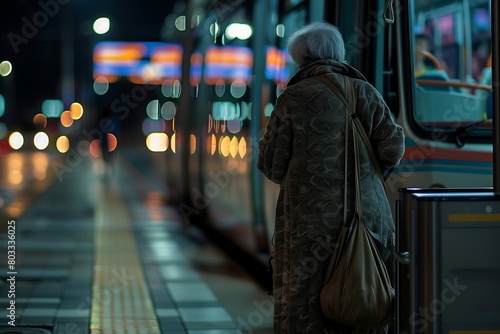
[493,0,500,193]
[178,3,195,206]
[250,0,269,252]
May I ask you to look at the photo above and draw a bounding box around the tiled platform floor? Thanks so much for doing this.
[0,152,273,333]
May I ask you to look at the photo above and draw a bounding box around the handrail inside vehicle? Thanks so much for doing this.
[415,50,443,70]
[415,80,493,92]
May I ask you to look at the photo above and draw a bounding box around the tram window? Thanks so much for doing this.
[411,0,493,131]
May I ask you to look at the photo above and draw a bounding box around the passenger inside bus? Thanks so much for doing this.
[413,33,455,92]
[414,34,435,77]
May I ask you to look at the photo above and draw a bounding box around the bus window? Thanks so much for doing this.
[411,0,492,129]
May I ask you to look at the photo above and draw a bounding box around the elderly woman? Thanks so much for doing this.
[257,22,405,333]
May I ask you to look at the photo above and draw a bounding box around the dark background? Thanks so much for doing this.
[0,0,177,131]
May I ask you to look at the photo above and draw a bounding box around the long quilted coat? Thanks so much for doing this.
[257,60,405,333]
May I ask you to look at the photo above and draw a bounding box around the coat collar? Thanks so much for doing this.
[287,60,368,87]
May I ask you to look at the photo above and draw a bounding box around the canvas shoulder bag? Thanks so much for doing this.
[314,75,395,329]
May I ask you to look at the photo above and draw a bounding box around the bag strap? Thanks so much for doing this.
[313,75,386,193]
[343,88,349,225]
[316,75,394,260]
[352,100,363,219]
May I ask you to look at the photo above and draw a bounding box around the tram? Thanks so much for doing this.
[165,0,496,278]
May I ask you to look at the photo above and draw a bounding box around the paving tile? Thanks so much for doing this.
[178,306,234,322]
[159,264,201,281]
[53,322,90,334]
[22,308,57,317]
[56,309,90,318]
[167,282,218,302]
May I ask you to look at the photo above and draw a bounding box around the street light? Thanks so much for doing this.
[93,17,110,35]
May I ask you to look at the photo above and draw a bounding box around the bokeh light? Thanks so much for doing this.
[93,17,110,34]
[276,24,285,38]
[215,80,225,97]
[239,137,247,159]
[230,136,238,158]
[70,102,84,120]
[220,136,230,157]
[93,76,109,95]
[161,101,176,120]
[33,113,48,129]
[171,133,176,153]
[146,100,160,120]
[107,133,117,152]
[0,61,12,77]
[146,133,168,152]
[210,134,217,155]
[89,139,101,158]
[190,134,196,154]
[227,120,242,134]
[8,132,24,150]
[34,132,49,150]
[175,16,186,31]
[230,79,247,98]
[225,23,253,40]
[56,136,70,153]
[60,110,74,127]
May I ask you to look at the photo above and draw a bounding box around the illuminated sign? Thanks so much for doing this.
[190,52,203,86]
[93,42,291,86]
[204,46,253,84]
[265,46,290,84]
[93,42,183,84]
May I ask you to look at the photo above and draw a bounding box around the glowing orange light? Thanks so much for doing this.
[89,139,101,158]
[170,133,176,153]
[229,136,238,158]
[60,111,74,127]
[146,133,168,152]
[239,137,247,159]
[188,134,195,154]
[56,136,70,153]
[70,102,84,120]
[107,133,117,152]
[33,113,47,129]
[220,136,230,157]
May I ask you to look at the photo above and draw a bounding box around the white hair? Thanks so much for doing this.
[287,21,346,68]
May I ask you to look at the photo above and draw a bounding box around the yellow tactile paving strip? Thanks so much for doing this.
[90,184,162,333]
